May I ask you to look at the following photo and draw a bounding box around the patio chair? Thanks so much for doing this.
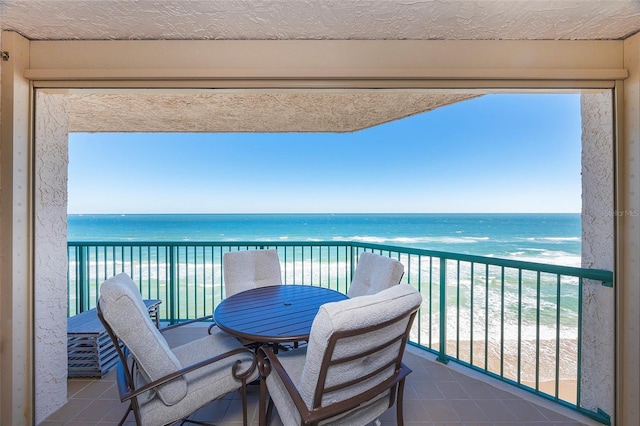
[223,249,283,297]
[97,272,258,426]
[347,251,405,298]
[221,249,285,347]
[258,283,422,426]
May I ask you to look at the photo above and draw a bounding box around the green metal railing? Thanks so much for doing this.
[67,240,613,423]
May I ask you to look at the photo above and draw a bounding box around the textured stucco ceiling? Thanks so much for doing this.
[68,90,480,133]
[6,0,637,132]
[1,0,639,41]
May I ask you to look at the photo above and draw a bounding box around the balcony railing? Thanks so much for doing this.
[67,240,613,424]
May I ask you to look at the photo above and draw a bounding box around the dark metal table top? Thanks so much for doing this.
[213,285,348,343]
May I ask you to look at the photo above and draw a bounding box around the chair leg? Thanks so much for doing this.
[130,398,144,426]
[258,375,276,426]
[117,402,132,426]
[266,398,275,426]
[241,379,248,426]
[259,375,268,426]
[396,378,406,426]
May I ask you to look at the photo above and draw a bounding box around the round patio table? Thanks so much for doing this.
[214,285,348,344]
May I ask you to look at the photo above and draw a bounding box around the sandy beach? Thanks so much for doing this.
[438,338,579,404]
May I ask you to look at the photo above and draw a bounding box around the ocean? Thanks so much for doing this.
[67,213,581,267]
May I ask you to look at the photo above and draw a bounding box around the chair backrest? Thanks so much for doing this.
[223,249,282,297]
[347,251,404,298]
[300,284,422,412]
[98,272,187,405]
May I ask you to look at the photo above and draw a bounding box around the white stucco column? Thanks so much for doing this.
[580,90,615,421]
[34,91,69,422]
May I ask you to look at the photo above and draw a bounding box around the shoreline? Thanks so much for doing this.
[443,339,578,404]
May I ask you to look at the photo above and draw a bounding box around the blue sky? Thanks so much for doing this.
[68,93,582,214]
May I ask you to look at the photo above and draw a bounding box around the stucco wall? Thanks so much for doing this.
[34,91,69,423]
[580,91,615,418]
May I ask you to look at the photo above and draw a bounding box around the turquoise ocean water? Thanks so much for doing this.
[68,213,581,267]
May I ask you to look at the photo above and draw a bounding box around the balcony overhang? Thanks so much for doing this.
[66,89,480,133]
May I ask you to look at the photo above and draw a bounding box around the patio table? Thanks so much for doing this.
[213,285,348,344]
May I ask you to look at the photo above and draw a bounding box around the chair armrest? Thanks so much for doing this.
[258,345,311,419]
[120,345,256,402]
[158,315,214,333]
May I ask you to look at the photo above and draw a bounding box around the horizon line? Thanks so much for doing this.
[67,211,582,215]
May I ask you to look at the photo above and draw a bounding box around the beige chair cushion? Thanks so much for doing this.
[223,249,282,297]
[347,251,404,298]
[99,272,187,405]
[140,328,258,426]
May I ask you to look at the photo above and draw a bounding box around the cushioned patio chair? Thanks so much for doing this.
[258,283,422,426]
[347,251,405,298]
[223,249,283,297]
[97,272,258,426]
[221,249,285,348]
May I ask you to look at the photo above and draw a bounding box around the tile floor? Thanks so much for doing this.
[41,324,599,426]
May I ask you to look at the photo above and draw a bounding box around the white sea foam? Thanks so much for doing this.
[507,250,581,268]
[518,236,580,243]
[334,235,488,245]
[542,237,581,242]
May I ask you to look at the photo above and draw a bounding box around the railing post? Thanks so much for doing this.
[169,244,177,324]
[352,245,357,277]
[348,244,355,292]
[437,257,448,364]
[78,245,87,313]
